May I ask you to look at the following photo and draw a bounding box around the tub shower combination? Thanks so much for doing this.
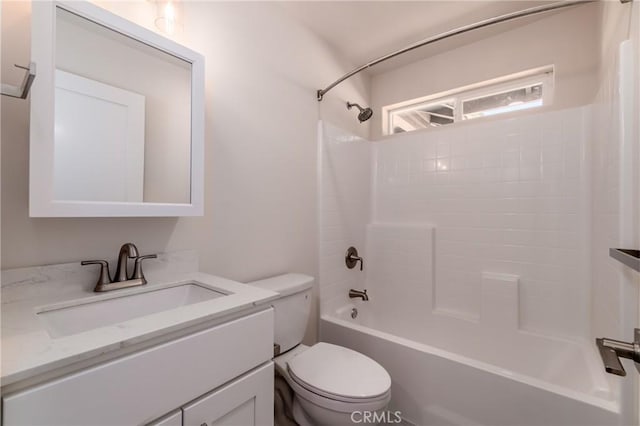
[319,219,618,426]
[317,107,634,425]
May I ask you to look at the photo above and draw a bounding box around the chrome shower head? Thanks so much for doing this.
[347,102,373,123]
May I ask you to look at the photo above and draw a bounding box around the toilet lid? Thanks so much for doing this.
[287,343,391,400]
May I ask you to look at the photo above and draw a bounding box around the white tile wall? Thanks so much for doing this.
[365,223,434,323]
[372,108,591,339]
[320,107,593,341]
[318,122,372,314]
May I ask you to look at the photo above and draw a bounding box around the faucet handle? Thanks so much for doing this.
[81,260,112,288]
[596,329,640,376]
[345,247,364,271]
[596,339,626,375]
[131,254,157,283]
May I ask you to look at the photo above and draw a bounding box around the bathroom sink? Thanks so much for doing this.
[37,283,226,338]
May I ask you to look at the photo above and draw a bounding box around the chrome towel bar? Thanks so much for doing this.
[610,248,640,273]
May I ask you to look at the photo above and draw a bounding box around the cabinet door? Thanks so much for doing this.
[183,362,273,426]
[147,410,182,426]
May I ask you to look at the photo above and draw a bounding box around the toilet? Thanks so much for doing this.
[249,274,391,426]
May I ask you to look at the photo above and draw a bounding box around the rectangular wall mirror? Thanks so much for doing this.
[30,1,204,217]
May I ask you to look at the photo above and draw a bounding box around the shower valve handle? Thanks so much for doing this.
[595,329,640,376]
[345,246,364,271]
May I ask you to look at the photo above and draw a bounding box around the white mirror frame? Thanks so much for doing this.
[30,0,205,217]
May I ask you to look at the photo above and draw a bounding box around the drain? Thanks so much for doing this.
[351,308,358,319]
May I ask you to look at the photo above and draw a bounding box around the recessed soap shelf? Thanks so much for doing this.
[609,248,640,273]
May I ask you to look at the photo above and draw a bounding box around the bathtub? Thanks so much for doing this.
[320,303,622,426]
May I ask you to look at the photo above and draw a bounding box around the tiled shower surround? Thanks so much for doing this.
[320,106,593,341]
[318,124,372,314]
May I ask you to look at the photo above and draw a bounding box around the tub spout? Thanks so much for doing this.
[349,289,369,301]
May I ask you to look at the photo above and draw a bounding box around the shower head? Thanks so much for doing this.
[347,102,373,123]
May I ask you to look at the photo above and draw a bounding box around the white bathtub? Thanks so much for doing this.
[320,304,622,426]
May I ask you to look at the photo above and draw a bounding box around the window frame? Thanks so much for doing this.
[383,66,554,135]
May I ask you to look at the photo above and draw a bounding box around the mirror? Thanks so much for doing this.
[30,1,204,217]
[54,8,192,204]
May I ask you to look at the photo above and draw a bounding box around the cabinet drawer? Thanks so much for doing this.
[3,308,274,426]
[183,362,274,426]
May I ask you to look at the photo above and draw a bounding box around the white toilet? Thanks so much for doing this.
[249,274,391,426]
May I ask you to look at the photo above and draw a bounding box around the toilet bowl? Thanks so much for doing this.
[275,343,391,426]
[249,274,391,426]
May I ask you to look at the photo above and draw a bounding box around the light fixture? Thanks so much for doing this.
[154,0,183,36]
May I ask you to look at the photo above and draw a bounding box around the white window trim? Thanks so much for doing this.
[383,66,555,135]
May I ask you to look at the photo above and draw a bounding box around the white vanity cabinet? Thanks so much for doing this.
[2,309,275,426]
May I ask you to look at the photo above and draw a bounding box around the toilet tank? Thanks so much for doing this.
[248,274,313,353]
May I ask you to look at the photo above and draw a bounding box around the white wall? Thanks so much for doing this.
[370,3,601,139]
[0,0,370,343]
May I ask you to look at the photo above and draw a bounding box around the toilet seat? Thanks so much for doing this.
[287,342,391,403]
[289,372,391,404]
[287,370,391,415]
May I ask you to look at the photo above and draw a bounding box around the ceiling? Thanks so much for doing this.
[278,1,570,75]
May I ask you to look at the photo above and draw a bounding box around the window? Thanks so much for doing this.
[384,67,553,135]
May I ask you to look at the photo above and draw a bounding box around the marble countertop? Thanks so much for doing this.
[1,252,278,387]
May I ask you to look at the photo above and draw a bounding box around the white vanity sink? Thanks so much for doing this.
[37,283,226,338]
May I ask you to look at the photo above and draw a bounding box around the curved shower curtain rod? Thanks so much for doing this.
[316,0,629,102]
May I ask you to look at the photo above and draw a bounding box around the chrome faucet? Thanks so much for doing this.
[114,243,139,283]
[349,289,369,301]
[82,243,157,292]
